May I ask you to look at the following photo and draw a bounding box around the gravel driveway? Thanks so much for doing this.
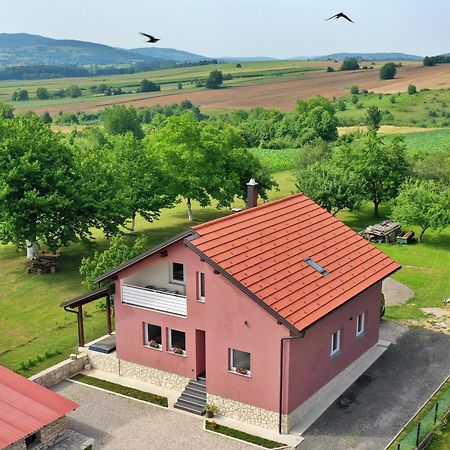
[299,323,450,450]
[54,381,253,450]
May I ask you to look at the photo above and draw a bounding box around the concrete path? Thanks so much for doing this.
[298,323,450,450]
[54,381,254,450]
[382,278,415,306]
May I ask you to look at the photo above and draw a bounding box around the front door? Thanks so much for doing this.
[195,329,206,377]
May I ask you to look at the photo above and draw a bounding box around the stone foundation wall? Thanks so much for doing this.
[88,350,189,391]
[207,394,287,432]
[29,354,88,388]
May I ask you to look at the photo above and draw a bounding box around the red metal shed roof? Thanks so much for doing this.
[191,194,400,331]
[0,365,78,448]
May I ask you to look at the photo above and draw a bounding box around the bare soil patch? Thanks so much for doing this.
[29,65,450,115]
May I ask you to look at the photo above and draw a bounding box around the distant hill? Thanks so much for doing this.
[130,47,210,63]
[0,33,165,66]
[219,56,278,62]
[307,52,424,61]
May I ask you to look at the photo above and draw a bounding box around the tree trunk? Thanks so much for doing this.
[374,201,380,218]
[187,198,194,221]
[129,215,136,233]
[26,241,39,260]
[418,227,428,243]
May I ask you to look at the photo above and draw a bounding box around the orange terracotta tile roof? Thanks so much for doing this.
[191,194,400,331]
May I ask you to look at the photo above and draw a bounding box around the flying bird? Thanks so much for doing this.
[139,32,160,43]
[326,12,354,23]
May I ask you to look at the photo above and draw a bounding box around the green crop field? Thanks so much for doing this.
[337,89,450,128]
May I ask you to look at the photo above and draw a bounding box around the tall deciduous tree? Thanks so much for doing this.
[379,63,397,80]
[391,180,450,242]
[366,106,382,131]
[344,132,409,217]
[0,115,122,258]
[205,70,224,89]
[102,105,144,139]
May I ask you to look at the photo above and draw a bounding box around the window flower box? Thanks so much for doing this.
[235,367,249,376]
[149,340,162,349]
[172,346,185,355]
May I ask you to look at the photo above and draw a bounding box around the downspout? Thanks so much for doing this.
[279,331,306,434]
[64,306,82,347]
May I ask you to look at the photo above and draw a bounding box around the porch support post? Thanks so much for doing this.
[106,294,112,335]
[78,305,85,347]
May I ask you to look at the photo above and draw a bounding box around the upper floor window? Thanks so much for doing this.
[229,348,251,376]
[145,323,162,350]
[197,272,205,301]
[170,262,185,285]
[331,330,341,357]
[356,313,365,337]
[169,328,186,355]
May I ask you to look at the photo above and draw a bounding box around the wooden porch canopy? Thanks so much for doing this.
[60,284,115,347]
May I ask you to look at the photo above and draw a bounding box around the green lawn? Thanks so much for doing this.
[427,419,450,450]
[337,89,450,128]
[0,169,449,376]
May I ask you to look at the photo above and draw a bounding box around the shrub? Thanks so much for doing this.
[351,95,359,104]
[379,63,397,80]
[140,79,161,93]
[390,95,396,104]
[350,85,359,95]
[326,66,335,73]
[177,82,182,89]
[341,58,360,71]
[36,87,50,100]
[11,89,29,101]
[66,85,82,98]
[205,70,224,89]
[337,100,347,111]
[408,84,417,95]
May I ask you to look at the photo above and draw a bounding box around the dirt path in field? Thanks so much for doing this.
[29,65,450,114]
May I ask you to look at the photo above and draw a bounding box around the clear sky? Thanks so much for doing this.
[1,0,449,58]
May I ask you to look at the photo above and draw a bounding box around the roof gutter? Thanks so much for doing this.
[279,331,306,434]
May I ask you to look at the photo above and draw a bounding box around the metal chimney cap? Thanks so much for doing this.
[247,178,258,186]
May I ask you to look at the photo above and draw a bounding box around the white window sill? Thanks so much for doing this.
[229,370,251,378]
[169,279,185,286]
[169,350,186,357]
[330,350,341,360]
[196,298,205,303]
[144,344,162,351]
[356,332,365,339]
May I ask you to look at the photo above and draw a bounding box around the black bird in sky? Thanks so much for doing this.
[326,12,355,23]
[139,32,160,43]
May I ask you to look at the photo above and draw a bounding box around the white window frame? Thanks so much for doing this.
[168,328,186,356]
[197,272,206,302]
[229,348,251,377]
[170,262,185,285]
[330,330,341,357]
[356,312,365,337]
[144,323,162,350]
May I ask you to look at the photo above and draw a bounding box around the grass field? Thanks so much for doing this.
[1,167,449,376]
[337,89,450,128]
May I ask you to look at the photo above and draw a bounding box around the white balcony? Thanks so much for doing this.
[122,284,187,317]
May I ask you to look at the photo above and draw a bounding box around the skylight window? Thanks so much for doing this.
[304,258,328,276]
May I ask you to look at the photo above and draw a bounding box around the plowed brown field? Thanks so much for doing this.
[30,64,450,114]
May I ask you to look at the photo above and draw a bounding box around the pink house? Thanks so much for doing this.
[87,188,400,433]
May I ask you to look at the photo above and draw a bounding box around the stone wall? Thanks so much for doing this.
[207,394,287,432]
[29,353,88,388]
[88,349,189,391]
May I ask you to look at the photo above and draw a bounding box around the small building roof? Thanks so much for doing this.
[0,365,78,448]
[190,194,400,331]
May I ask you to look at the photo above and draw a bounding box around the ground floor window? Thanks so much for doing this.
[229,349,251,376]
[25,432,38,448]
[356,312,365,337]
[169,328,186,355]
[145,324,162,349]
[331,330,341,357]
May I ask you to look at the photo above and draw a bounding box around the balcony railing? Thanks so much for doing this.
[122,284,187,317]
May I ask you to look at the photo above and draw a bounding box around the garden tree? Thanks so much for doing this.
[205,70,224,89]
[146,113,275,220]
[303,106,339,142]
[391,180,450,242]
[11,89,29,101]
[343,132,409,217]
[109,133,177,232]
[66,85,82,98]
[41,111,52,124]
[102,105,144,139]
[0,103,14,119]
[36,87,50,100]
[295,139,332,170]
[341,58,360,71]
[80,234,148,288]
[379,63,397,80]
[296,159,362,216]
[140,79,161,92]
[408,84,417,95]
[366,106,382,131]
[0,115,123,259]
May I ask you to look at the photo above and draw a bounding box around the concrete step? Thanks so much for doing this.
[184,386,207,398]
[197,376,206,383]
[177,395,206,409]
[188,380,206,391]
[174,399,205,415]
[182,391,207,404]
